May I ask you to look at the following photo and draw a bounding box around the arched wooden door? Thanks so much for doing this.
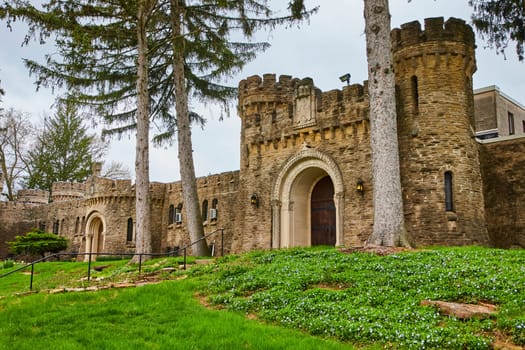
[310,176,336,246]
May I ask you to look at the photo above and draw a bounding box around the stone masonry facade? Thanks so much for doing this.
[1,17,524,259]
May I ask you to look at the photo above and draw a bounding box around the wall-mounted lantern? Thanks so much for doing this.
[356,179,364,196]
[250,194,259,208]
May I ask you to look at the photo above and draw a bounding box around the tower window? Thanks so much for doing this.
[168,204,175,225]
[444,171,454,212]
[126,218,134,242]
[508,112,515,135]
[202,200,208,221]
[175,203,183,224]
[411,75,419,114]
[211,198,219,221]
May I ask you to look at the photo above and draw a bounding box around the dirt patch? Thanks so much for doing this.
[312,283,349,291]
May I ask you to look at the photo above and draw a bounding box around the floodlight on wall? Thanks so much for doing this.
[250,194,259,208]
[356,179,364,196]
[339,73,351,85]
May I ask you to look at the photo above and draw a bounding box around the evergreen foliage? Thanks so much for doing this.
[7,228,68,257]
[468,0,525,61]
[1,0,317,139]
[1,0,318,257]
[25,101,105,192]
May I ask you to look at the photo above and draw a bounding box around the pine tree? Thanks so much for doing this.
[468,0,525,61]
[165,0,317,255]
[25,101,105,193]
[2,0,317,256]
[364,0,409,247]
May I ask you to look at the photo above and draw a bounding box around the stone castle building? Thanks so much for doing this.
[1,17,525,259]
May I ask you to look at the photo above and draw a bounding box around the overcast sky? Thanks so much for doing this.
[1,0,523,183]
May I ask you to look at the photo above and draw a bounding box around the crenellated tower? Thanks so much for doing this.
[393,17,489,245]
[235,73,372,251]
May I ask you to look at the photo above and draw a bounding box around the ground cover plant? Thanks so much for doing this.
[0,246,523,349]
[201,246,525,349]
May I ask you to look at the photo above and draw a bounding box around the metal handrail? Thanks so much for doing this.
[0,227,224,291]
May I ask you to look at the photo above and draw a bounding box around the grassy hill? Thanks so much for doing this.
[0,246,523,349]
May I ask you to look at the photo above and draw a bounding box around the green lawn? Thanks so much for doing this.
[0,280,355,350]
[0,246,523,349]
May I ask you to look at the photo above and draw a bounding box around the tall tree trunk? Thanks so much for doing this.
[132,0,153,262]
[170,0,210,256]
[363,0,409,247]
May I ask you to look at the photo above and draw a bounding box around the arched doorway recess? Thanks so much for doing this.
[272,148,344,248]
[84,212,106,261]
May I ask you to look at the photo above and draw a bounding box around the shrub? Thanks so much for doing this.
[7,229,68,258]
[2,259,14,269]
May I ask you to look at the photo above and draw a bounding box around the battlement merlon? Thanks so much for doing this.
[238,74,368,114]
[238,74,298,107]
[391,17,475,53]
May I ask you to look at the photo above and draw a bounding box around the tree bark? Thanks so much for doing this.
[132,0,153,262]
[363,0,409,247]
[170,0,210,256]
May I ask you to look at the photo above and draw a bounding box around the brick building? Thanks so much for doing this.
[1,17,524,259]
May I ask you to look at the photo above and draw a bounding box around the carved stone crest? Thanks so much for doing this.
[293,79,318,128]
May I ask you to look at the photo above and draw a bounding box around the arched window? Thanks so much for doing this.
[126,218,134,242]
[202,200,208,221]
[168,204,175,225]
[52,220,59,234]
[210,198,218,221]
[444,171,454,212]
[75,217,80,233]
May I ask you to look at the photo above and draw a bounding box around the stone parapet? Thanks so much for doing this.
[17,189,49,204]
[391,17,475,52]
[51,182,86,202]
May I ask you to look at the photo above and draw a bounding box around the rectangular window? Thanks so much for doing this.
[508,112,515,135]
[444,172,454,212]
[522,120,525,133]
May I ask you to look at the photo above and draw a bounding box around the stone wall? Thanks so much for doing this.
[479,137,525,247]
[0,202,45,257]
[162,171,239,255]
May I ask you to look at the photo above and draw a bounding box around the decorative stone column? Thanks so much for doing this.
[335,192,345,246]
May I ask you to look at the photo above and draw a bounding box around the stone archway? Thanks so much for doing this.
[272,148,344,248]
[84,212,106,261]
